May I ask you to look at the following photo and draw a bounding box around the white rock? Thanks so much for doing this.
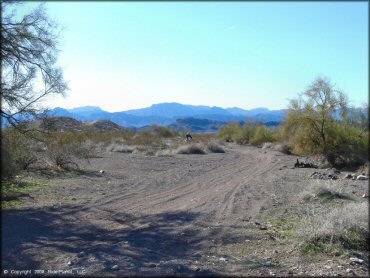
[99,170,105,174]
[356,175,369,180]
[111,265,119,270]
[350,257,364,264]
[219,257,228,262]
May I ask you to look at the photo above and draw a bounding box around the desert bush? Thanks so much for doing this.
[176,144,206,154]
[299,179,352,202]
[206,141,225,153]
[218,122,242,142]
[296,202,368,254]
[152,125,178,138]
[130,131,162,146]
[43,131,95,170]
[233,124,257,144]
[1,129,39,177]
[272,143,292,154]
[218,121,278,146]
[250,125,276,146]
[282,77,368,167]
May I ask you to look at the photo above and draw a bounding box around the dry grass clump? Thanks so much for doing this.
[176,144,206,154]
[155,149,174,157]
[262,142,273,149]
[272,143,292,155]
[296,201,368,254]
[106,143,136,153]
[206,141,225,153]
[299,180,352,202]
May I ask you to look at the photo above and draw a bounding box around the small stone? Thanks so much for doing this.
[356,175,369,180]
[264,261,273,266]
[67,261,73,266]
[219,257,228,262]
[195,267,200,272]
[99,170,105,174]
[259,225,268,230]
[345,174,353,179]
[111,265,119,270]
[346,268,353,273]
[325,265,332,269]
[350,257,364,264]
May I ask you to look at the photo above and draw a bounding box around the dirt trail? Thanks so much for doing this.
[2,144,368,276]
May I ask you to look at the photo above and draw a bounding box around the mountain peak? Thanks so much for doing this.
[69,106,104,113]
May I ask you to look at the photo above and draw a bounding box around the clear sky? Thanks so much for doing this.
[20,1,368,112]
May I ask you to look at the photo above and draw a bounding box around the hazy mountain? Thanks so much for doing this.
[169,117,227,132]
[45,103,287,129]
[226,107,270,116]
[125,102,231,118]
[68,106,103,114]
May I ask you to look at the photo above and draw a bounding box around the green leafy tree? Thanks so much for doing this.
[283,76,368,166]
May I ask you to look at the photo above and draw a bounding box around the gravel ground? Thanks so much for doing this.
[2,143,368,276]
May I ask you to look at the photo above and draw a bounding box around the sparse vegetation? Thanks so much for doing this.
[218,121,277,146]
[299,180,353,202]
[296,202,368,255]
[217,77,368,168]
[281,76,368,167]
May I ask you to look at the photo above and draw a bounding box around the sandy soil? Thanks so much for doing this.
[2,144,368,276]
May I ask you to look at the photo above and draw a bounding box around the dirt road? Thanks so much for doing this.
[2,144,368,276]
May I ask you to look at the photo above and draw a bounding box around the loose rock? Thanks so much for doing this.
[356,175,369,180]
[350,257,364,264]
[111,265,119,271]
[259,225,268,230]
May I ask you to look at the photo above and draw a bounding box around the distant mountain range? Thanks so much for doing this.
[45,103,287,129]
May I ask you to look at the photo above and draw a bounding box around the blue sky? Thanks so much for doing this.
[20,1,368,112]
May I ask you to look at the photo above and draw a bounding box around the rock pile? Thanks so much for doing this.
[310,172,339,180]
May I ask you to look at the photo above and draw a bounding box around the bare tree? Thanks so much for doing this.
[1,1,68,128]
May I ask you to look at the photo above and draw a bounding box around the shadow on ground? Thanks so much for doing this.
[2,205,222,276]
